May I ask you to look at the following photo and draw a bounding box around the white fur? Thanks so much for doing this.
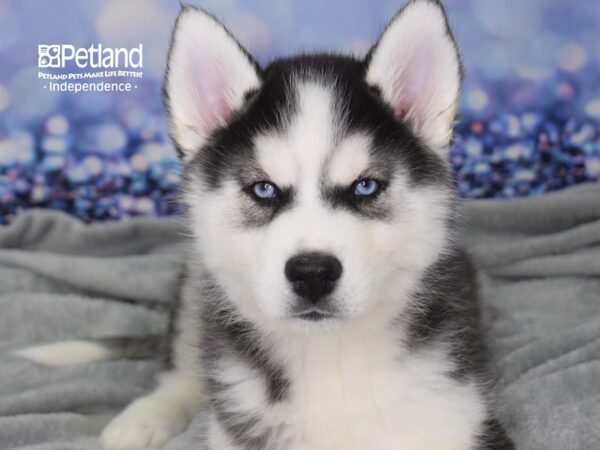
[366,0,461,151]
[100,371,202,450]
[171,277,204,374]
[166,7,261,160]
[327,133,373,185]
[206,412,239,450]
[210,327,486,449]
[15,340,111,366]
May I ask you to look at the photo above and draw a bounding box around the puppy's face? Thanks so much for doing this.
[165,1,462,331]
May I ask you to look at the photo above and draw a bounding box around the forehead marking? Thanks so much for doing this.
[254,82,336,189]
[326,133,372,186]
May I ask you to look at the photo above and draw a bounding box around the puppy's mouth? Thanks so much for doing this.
[290,305,338,322]
[294,310,333,321]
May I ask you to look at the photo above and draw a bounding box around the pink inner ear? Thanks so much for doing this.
[190,50,234,132]
[392,46,436,128]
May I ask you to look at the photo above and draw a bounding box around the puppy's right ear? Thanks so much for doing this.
[164,7,261,161]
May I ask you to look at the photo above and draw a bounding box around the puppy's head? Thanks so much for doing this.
[165,0,462,332]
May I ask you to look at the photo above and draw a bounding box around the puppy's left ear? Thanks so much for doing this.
[366,0,462,152]
[164,7,261,162]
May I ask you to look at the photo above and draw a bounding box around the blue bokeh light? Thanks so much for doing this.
[0,0,598,223]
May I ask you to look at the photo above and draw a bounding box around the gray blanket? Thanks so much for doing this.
[1,183,600,450]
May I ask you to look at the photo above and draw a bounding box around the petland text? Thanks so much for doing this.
[38,44,143,69]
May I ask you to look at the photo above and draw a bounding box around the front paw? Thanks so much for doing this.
[100,396,189,450]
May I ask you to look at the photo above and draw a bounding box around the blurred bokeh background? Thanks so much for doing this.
[0,0,599,223]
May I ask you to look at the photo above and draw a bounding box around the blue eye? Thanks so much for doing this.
[354,179,381,197]
[252,181,277,200]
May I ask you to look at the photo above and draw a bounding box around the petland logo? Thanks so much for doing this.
[37,44,144,93]
[38,44,143,69]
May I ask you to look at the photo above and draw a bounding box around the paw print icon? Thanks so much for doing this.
[38,45,61,68]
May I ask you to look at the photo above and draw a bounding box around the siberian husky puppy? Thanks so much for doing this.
[18,1,514,449]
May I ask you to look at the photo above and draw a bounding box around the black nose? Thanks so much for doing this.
[285,252,342,303]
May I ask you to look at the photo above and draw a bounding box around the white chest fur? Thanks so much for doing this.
[209,324,486,450]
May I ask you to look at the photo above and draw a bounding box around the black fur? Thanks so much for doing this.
[322,180,393,220]
[210,380,272,449]
[163,263,187,369]
[477,418,516,450]
[181,53,451,229]
[220,54,449,188]
[200,275,290,405]
[405,250,515,448]
[405,248,487,380]
[198,276,288,449]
